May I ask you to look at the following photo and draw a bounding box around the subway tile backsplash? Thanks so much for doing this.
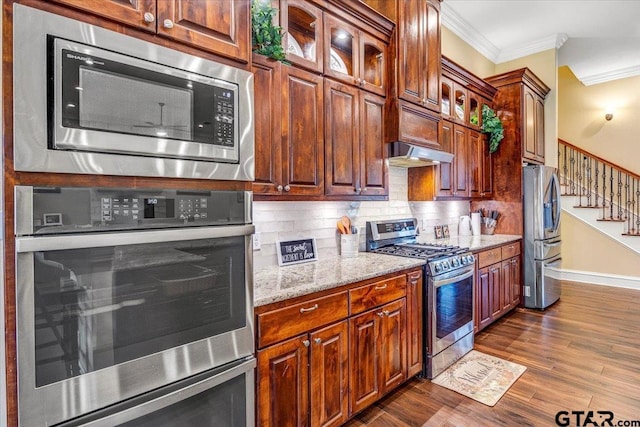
[253,167,470,268]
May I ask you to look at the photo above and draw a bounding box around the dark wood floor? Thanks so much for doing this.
[344,281,640,426]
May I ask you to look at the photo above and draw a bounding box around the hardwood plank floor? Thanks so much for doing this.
[343,281,640,426]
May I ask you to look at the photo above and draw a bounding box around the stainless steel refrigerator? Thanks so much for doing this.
[523,165,562,309]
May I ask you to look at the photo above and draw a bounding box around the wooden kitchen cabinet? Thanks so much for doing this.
[323,14,387,96]
[256,269,419,426]
[350,298,406,415]
[485,68,550,165]
[386,0,441,149]
[396,0,441,112]
[280,0,324,73]
[406,270,423,378]
[474,241,522,333]
[408,57,497,201]
[252,55,325,197]
[324,79,387,196]
[50,0,250,63]
[257,320,349,427]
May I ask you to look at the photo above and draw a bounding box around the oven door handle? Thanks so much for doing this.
[15,224,255,253]
[432,268,474,288]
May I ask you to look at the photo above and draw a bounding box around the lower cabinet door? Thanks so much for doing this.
[379,299,407,394]
[406,271,423,378]
[349,309,381,415]
[257,334,309,427]
[310,321,349,427]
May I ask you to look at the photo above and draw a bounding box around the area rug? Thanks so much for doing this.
[431,350,526,406]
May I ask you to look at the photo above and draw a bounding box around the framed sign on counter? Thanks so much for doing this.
[276,238,318,266]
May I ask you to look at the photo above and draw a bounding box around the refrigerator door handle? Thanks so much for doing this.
[544,257,562,268]
[543,241,561,247]
[552,173,562,233]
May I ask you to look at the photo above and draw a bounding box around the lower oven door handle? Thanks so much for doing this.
[16,224,255,252]
[80,357,256,427]
[432,268,474,288]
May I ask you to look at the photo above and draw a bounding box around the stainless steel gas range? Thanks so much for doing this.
[366,218,475,379]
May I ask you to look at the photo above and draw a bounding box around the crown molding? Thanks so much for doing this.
[579,64,640,86]
[441,2,500,62]
[497,33,568,63]
[442,2,568,64]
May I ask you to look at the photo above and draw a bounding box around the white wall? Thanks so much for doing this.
[253,167,470,269]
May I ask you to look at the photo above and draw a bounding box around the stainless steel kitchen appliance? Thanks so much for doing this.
[14,185,255,426]
[13,4,254,180]
[523,165,562,309]
[366,219,475,379]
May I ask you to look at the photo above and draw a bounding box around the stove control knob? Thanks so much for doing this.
[441,260,450,270]
[434,263,442,273]
[460,256,467,265]
[452,257,460,267]
[468,254,475,264]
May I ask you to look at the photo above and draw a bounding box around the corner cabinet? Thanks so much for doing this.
[485,68,550,165]
[50,0,250,63]
[408,57,497,201]
[256,268,422,426]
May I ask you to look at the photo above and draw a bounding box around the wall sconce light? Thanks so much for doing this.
[605,112,614,121]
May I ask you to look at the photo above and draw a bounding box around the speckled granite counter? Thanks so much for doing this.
[254,253,425,307]
[416,234,522,251]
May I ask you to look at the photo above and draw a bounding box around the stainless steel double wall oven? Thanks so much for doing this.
[15,186,255,426]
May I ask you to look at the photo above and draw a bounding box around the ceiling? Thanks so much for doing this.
[441,0,640,85]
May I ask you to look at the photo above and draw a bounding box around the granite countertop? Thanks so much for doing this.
[416,234,522,251]
[254,234,522,307]
[254,253,425,307]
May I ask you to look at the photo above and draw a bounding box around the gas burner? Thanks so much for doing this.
[366,219,475,276]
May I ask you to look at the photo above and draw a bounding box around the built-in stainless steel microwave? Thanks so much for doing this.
[13,4,254,181]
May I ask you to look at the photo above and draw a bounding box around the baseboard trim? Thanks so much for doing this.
[546,268,640,290]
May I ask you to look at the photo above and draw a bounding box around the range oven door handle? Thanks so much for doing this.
[16,224,255,253]
[431,268,474,288]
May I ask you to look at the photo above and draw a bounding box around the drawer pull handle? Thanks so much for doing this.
[299,304,319,313]
[374,284,388,290]
[314,338,322,344]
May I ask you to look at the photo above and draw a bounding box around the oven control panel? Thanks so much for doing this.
[24,186,252,235]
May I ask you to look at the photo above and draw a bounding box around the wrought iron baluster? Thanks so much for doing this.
[609,166,615,220]
[594,159,600,207]
[570,148,576,195]
[617,170,623,220]
[586,156,593,206]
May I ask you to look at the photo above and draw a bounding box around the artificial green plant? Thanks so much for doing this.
[251,0,287,62]
[480,104,504,153]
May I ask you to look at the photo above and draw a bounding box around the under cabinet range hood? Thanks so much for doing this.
[387,142,454,167]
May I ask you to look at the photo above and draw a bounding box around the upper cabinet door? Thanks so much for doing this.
[49,0,157,31]
[281,0,324,73]
[440,75,453,118]
[397,0,441,111]
[397,0,423,105]
[323,14,359,87]
[359,33,387,96]
[157,0,250,62]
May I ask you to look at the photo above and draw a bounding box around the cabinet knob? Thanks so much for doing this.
[284,184,291,192]
[302,339,310,347]
[143,12,155,23]
[355,78,361,85]
[276,184,283,192]
[361,80,366,87]
[163,19,174,29]
[314,338,322,344]
[377,311,384,317]
[382,310,390,316]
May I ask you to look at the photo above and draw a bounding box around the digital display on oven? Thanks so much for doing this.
[144,198,175,219]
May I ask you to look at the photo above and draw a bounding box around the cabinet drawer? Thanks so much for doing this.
[350,275,406,314]
[501,242,520,259]
[477,248,502,269]
[257,292,349,348]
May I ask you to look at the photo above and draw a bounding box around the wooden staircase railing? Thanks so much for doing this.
[558,139,640,236]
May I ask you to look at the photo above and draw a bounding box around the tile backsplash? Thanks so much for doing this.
[253,167,470,269]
